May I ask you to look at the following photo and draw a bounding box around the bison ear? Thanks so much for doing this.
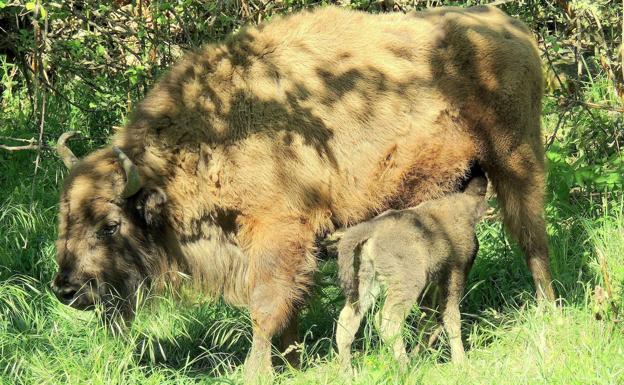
[134,187,167,227]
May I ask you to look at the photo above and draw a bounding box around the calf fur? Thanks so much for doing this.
[336,175,488,368]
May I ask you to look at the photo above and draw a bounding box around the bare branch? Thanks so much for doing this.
[0,136,37,143]
[0,136,41,151]
[33,91,47,174]
[545,95,624,113]
[538,34,568,93]
[487,0,518,6]
[30,0,49,205]
[578,100,624,113]
[22,63,104,112]
[546,107,572,151]
[0,143,41,151]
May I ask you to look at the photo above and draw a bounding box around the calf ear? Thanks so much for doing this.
[133,187,167,227]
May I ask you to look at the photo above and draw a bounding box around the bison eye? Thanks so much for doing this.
[98,222,120,238]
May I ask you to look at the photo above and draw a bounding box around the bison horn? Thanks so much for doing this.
[112,146,143,198]
[56,131,80,169]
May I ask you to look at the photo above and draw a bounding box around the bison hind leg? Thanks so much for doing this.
[484,145,555,301]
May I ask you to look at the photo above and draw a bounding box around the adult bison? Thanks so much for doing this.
[51,5,554,378]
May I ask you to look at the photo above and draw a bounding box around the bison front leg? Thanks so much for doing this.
[241,217,317,381]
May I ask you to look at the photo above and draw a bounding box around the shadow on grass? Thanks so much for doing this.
[131,299,250,378]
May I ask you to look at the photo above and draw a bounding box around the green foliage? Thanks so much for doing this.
[1,0,623,384]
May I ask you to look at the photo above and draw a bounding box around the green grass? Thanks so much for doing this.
[1,57,624,385]
[1,209,622,385]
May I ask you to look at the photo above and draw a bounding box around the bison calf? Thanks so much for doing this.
[336,175,488,369]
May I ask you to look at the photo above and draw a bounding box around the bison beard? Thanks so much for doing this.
[52,5,555,380]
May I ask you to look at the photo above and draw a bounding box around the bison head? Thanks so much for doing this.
[51,133,168,322]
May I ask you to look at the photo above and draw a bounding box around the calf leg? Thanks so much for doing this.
[336,301,365,372]
[439,269,467,363]
[411,283,442,356]
[336,262,378,372]
[377,299,410,366]
[376,284,422,367]
[426,324,444,350]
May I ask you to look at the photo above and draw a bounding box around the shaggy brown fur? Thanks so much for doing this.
[52,5,554,378]
[336,176,487,370]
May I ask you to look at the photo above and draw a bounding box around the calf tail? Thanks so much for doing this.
[337,224,371,306]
